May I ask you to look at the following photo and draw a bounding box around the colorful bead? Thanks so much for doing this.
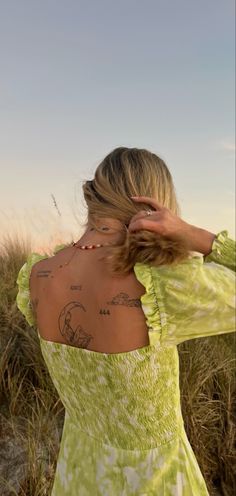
[72,242,116,250]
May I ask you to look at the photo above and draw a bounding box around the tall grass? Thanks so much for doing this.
[0,234,235,495]
[0,235,65,496]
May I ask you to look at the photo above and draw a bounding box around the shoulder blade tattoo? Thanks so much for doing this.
[58,301,93,348]
[107,292,141,307]
[99,309,110,315]
[36,270,52,278]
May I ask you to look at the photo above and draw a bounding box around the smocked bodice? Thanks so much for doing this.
[39,335,184,450]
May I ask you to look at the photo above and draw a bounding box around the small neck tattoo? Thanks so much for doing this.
[90,226,110,231]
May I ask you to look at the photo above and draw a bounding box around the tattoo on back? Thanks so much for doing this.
[107,292,141,307]
[58,301,93,348]
[36,270,52,278]
[99,309,110,315]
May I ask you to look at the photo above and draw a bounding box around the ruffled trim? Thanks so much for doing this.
[16,243,69,326]
[206,230,229,256]
[204,230,235,272]
[133,263,168,346]
[16,252,49,326]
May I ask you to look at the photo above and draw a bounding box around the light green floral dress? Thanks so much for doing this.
[16,230,236,496]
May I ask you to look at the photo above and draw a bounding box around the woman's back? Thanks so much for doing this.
[31,243,150,354]
[17,229,235,495]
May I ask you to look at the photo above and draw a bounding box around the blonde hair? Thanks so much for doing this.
[82,147,190,275]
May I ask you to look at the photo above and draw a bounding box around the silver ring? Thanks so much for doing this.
[146,210,153,216]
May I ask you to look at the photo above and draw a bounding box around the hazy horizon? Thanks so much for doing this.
[0,0,235,251]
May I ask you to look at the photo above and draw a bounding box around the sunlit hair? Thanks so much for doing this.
[82,147,190,274]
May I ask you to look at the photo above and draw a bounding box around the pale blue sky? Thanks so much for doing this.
[0,0,235,250]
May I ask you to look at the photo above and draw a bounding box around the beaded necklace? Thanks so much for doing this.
[71,241,116,250]
[72,225,120,249]
[57,226,120,269]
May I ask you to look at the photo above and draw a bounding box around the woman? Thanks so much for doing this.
[16,147,235,495]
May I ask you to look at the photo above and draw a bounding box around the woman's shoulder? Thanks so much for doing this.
[16,243,70,326]
[133,255,203,284]
[16,251,49,326]
[17,243,72,282]
[132,257,203,344]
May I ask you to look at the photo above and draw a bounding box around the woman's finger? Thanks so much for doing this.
[130,196,163,211]
[128,209,157,224]
[128,218,161,234]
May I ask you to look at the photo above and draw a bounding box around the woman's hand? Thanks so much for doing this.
[129,196,216,255]
[129,196,190,241]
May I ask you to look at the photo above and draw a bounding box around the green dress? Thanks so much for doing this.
[16,230,236,496]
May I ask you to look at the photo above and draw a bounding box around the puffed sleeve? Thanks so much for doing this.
[134,230,236,347]
[203,230,235,272]
[16,252,49,326]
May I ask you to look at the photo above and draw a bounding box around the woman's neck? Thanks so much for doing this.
[79,217,125,245]
[87,217,125,232]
